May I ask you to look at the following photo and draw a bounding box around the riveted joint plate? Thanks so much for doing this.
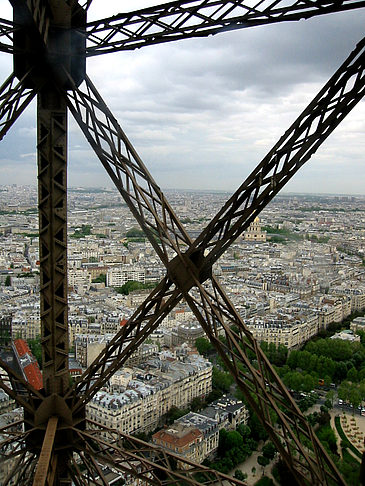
[13,0,86,88]
[24,394,86,454]
[167,249,211,293]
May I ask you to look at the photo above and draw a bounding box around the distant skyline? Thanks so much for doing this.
[4,183,365,199]
[0,1,364,195]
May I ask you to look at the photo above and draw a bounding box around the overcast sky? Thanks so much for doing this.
[0,0,365,194]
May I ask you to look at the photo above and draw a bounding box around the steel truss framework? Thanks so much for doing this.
[0,1,364,485]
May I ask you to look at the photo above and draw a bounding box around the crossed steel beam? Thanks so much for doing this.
[0,0,364,484]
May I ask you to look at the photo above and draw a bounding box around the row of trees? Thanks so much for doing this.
[194,327,365,482]
[276,337,365,390]
[337,380,365,409]
[114,280,157,295]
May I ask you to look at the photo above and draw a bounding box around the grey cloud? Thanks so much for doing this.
[1,1,365,194]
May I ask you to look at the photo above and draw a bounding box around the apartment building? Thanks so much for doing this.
[106,266,145,287]
[75,333,115,367]
[245,312,319,349]
[0,314,12,346]
[86,355,212,435]
[350,316,365,333]
[11,312,40,340]
[176,412,219,461]
[152,424,204,466]
[201,395,249,431]
[332,285,365,312]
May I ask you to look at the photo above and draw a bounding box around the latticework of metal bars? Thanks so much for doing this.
[0,1,364,485]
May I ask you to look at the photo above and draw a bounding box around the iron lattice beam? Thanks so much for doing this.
[187,35,365,268]
[37,83,69,396]
[0,17,15,54]
[3,451,38,486]
[62,34,365,485]
[0,71,38,141]
[79,0,93,11]
[23,0,52,45]
[32,416,58,486]
[63,73,191,266]
[184,277,343,485]
[65,276,182,412]
[1,0,365,484]
[73,421,247,486]
[85,0,365,56]
[66,33,365,405]
[0,423,39,485]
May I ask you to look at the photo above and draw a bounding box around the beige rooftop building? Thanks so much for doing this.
[244,217,266,242]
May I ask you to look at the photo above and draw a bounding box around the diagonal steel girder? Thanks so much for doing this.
[62,34,365,485]
[79,0,93,11]
[0,17,15,54]
[0,1,364,484]
[0,425,39,486]
[85,0,365,56]
[65,33,365,280]
[2,451,38,486]
[17,417,246,486]
[61,74,191,266]
[183,277,342,485]
[0,71,38,141]
[73,421,247,486]
[32,416,58,486]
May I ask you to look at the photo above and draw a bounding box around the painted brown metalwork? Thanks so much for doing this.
[85,0,365,56]
[37,84,69,397]
[24,0,51,44]
[0,71,37,140]
[0,1,364,485]
[64,33,365,405]
[61,37,365,483]
[32,416,58,486]
[75,420,248,485]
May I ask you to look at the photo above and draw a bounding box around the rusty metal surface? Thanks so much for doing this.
[37,84,69,397]
[32,416,58,486]
[64,74,192,265]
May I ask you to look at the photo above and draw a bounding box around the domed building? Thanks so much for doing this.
[243,217,266,242]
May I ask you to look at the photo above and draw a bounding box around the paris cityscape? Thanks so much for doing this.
[1,184,365,484]
[1,0,365,483]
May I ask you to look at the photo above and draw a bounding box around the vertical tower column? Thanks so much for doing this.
[37,84,69,396]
